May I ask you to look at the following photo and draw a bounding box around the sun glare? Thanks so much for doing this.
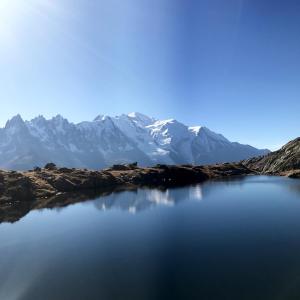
[0,0,20,21]
[0,0,64,49]
[0,0,22,45]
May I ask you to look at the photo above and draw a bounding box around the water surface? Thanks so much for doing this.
[1,176,300,299]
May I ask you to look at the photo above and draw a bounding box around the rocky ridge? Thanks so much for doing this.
[243,137,300,177]
[0,162,253,223]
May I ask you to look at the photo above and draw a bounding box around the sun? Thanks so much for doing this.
[0,0,19,20]
[0,0,62,47]
[0,0,23,45]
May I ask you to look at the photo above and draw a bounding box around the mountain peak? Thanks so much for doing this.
[8,114,23,122]
[189,126,229,143]
[0,113,269,170]
[52,114,66,121]
[4,114,28,136]
[94,115,105,122]
[149,118,185,129]
[189,126,202,134]
[127,112,156,126]
[5,114,24,128]
[30,115,46,123]
[128,112,148,119]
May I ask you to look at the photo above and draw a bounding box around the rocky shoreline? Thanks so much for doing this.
[0,162,254,223]
[2,136,300,223]
[0,162,255,202]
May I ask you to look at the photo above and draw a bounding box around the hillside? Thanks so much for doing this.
[244,137,300,175]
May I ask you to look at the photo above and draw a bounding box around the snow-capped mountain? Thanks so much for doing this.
[0,113,269,170]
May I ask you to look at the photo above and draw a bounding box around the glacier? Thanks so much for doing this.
[0,113,269,170]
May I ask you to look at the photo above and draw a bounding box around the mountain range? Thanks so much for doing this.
[0,112,269,170]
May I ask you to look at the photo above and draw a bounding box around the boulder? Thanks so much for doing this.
[44,163,57,170]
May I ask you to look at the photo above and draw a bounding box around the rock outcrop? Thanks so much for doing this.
[0,162,254,223]
[243,137,300,176]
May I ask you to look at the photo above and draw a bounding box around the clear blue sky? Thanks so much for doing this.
[0,0,299,150]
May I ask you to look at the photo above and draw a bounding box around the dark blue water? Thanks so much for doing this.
[1,176,300,300]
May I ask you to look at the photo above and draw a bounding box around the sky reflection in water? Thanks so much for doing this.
[1,176,300,300]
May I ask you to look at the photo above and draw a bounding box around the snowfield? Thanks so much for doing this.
[0,113,269,170]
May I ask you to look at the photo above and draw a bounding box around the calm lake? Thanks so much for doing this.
[1,176,300,300]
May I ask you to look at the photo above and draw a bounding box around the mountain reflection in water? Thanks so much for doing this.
[0,184,205,223]
[2,176,300,300]
[93,185,203,214]
[4,175,300,224]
